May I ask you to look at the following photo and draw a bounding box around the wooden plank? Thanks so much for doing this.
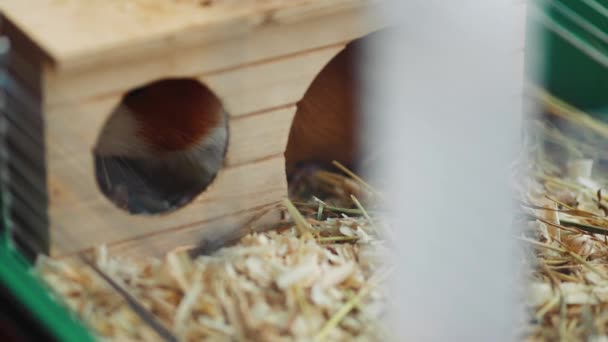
[44,42,343,109]
[40,45,344,255]
[225,105,295,167]
[201,46,342,116]
[45,96,119,161]
[105,204,282,258]
[48,155,287,256]
[48,146,287,207]
[0,0,378,70]
[47,104,297,169]
[43,46,340,166]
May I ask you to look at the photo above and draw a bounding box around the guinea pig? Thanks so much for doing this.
[94,79,228,215]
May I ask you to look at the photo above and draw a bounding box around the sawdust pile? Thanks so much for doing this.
[35,167,391,341]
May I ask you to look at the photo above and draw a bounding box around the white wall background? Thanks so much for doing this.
[361,1,527,340]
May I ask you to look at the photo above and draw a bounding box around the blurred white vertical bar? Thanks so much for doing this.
[361,1,527,340]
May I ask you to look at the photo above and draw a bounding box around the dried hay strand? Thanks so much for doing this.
[523,91,608,341]
[35,166,391,341]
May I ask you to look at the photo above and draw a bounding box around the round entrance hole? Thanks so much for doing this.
[285,35,369,180]
[93,78,228,215]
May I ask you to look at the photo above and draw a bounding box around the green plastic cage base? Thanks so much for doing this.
[0,215,95,341]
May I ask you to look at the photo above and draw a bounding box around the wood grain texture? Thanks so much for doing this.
[49,155,287,257]
[0,0,378,70]
[105,204,282,258]
[42,39,346,108]
[0,0,384,258]
[40,46,343,256]
[46,104,296,169]
[43,46,340,167]
[225,105,296,166]
[202,46,343,116]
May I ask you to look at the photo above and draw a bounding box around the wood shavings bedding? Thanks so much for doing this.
[36,210,390,341]
[522,112,608,340]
